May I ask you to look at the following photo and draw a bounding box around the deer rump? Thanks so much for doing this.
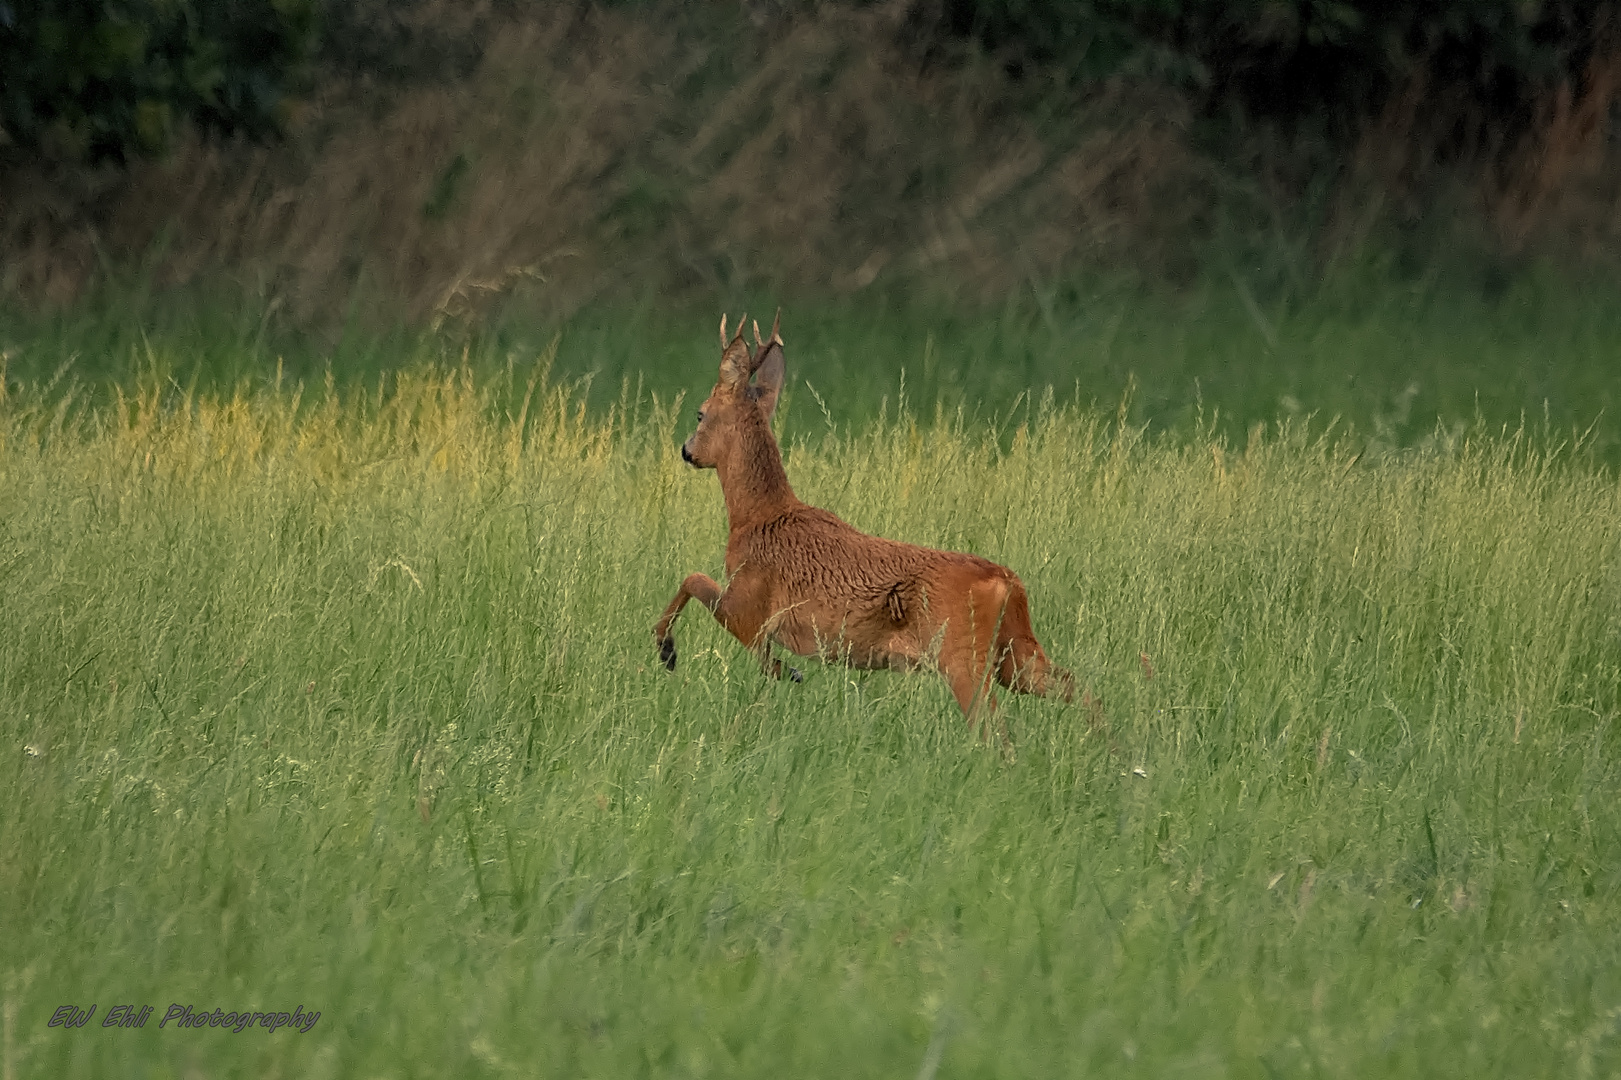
[654,312,1078,731]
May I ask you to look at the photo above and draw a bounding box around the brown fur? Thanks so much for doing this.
[655,313,1095,741]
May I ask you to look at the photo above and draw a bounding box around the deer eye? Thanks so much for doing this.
[697,410,706,423]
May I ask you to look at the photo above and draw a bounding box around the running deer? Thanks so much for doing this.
[654,314,1090,739]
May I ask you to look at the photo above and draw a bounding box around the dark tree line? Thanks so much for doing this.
[0,0,491,162]
[0,0,317,161]
[930,0,1613,137]
[2,0,1612,162]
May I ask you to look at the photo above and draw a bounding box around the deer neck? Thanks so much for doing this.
[716,410,798,532]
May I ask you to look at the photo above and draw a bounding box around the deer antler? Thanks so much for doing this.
[719,314,729,349]
[752,311,784,353]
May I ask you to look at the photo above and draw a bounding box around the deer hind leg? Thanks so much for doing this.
[991,583,1074,700]
[939,576,1014,748]
[993,583,1108,733]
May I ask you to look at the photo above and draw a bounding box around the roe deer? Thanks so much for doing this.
[654,313,1091,739]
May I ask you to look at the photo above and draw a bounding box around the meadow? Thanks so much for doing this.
[2,310,1619,1078]
[8,265,1621,463]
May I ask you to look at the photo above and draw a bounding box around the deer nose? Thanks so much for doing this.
[681,443,694,465]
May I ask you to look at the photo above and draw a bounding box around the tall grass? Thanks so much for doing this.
[6,269,1621,463]
[2,356,1618,1077]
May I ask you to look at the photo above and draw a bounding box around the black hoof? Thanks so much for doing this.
[659,637,677,671]
[788,667,803,683]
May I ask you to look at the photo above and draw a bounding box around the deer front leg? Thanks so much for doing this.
[723,580,809,684]
[712,576,804,683]
[654,573,802,683]
[757,645,804,683]
[654,573,722,671]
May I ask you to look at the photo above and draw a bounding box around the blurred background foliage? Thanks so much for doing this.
[923,0,1609,136]
[7,2,1607,156]
[0,0,319,161]
[0,0,1616,326]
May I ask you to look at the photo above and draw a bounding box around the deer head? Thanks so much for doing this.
[681,311,785,469]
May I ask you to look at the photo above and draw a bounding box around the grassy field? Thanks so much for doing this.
[6,266,1620,463]
[2,325,1619,1077]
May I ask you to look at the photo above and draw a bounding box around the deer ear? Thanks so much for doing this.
[750,336,785,419]
[718,314,752,388]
